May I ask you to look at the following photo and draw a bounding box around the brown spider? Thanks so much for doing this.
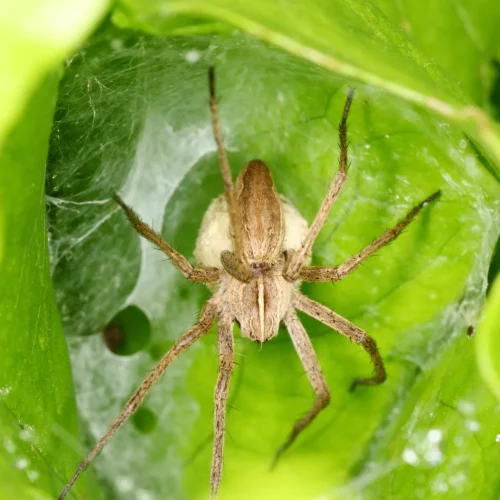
[59,68,440,499]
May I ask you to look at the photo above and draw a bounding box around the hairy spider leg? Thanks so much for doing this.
[58,298,220,500]
[208,67,252,282]
[284,88,354,281]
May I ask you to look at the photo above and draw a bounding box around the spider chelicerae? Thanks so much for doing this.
[60,68,440,499]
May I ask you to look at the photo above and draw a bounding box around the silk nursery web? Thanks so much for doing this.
[45,27,499,500]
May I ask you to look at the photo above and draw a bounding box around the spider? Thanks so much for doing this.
[59,68,440,499]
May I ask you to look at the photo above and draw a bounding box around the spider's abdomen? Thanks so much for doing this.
[194,164,309,269]
[235,160,283,260]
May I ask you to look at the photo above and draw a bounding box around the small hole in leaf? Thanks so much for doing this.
[132,407,157,434]
[103,305,151,356]
[102,324,125,353]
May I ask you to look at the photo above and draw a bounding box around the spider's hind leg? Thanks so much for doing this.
[208,67,252,283]
[113,194,220,283]
[298,190,441,283]
[284,88,354,281]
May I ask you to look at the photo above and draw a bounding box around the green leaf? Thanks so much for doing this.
[113,0,500,179]
[476,276,500,401]
[0,0,109,150]
[354,330,500,499]
[47,17,500,500]
[376,0,500,109]
[0,76,103,499]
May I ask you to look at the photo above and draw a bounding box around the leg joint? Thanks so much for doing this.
[318,386,331,407]
[360,334,377,352]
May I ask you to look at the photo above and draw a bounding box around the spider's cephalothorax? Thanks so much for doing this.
[59,68,440,500]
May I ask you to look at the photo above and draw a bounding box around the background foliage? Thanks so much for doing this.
[1,1,500,500]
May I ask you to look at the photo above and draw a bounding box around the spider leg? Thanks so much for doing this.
[58,298,220,500]
[208,67,252,282]
[284,88,354,281]
[221,250,256,283]
[211,314,234,500]
[113,194,220,283]
[298,190,441,282]
[293,292,386,392]
[271,310,330,468]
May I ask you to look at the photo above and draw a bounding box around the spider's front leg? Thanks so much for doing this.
[293,292,386,392]
[211,314,235,500]
[272,311,330,467]
[58,297,220,500]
